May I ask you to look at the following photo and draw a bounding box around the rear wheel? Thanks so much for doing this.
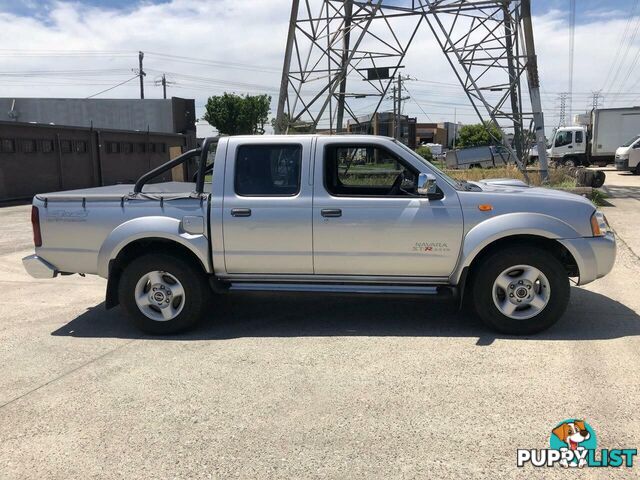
[118,253,209,334]
[472,247,570,335]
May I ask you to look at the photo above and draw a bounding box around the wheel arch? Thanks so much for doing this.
[456,234,579,309]
[105,237,209,310]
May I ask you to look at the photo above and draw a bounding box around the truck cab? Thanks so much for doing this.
[547,126,588,167]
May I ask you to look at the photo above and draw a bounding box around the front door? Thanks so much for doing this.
[312,139,463,278]
[222,139,313,274]
[553,130,575,158]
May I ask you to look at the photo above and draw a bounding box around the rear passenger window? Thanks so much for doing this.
[575,131,583,143]
[235,144,301,196]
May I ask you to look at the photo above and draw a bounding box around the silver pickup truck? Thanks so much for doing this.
[23,135,616,335]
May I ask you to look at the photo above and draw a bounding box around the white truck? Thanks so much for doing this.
[548,107,640,167]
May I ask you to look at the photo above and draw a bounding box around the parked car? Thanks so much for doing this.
[614,134,640,174]
[23,135,616,335]
[445,145,514,169]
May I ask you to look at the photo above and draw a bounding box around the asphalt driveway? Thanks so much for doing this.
[1,170,639,479]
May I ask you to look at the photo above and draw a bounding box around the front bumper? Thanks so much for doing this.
[615,157,629,170]
[559,233,616,286]
[22,254,58,279]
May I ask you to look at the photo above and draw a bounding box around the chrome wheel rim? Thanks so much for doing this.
[492,265,551,320]
[134,271,185,322]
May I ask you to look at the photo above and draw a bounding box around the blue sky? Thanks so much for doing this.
[0,0,635,21]
[1,0,639,134]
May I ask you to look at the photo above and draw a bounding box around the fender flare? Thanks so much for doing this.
[97,216,210,278]
[450,212,581,284]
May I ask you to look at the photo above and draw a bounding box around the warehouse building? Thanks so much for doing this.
[347,112,417,149]
[0,97,196,136]
[0,97,198,201]
[0,121,196,202]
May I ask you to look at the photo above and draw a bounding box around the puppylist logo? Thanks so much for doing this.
[517,419,637,469]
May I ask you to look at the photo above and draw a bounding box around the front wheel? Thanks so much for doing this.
[472,247,570,335]
[118,253,210,334]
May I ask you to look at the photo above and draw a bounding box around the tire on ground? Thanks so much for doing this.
[591,171,606,188]
[472,246,570,335]
[118,253,210,334]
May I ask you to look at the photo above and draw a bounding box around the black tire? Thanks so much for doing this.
[563,157,577,168]
[634,163,640,175]
[472,246,570,335]
[592,171,606,188]
[118,253,209,334]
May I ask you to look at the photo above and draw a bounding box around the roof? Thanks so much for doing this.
[0,120,187,137]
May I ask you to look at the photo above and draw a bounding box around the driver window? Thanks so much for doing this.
[554,131,573,147]
[325,145,416,196]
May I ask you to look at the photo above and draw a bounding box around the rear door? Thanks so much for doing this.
[222,138,313,274]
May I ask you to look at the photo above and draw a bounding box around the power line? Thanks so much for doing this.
[601,0,640,92]
[605,9,640,95]
[568,0,576,120]
[85,75,139,99]
[403,84,432,121]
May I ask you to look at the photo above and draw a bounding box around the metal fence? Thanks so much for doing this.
[0,121,195,202]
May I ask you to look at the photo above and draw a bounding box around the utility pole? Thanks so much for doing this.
[138,51,146,99]
[392,74,411,142]
[396,74,402,140]
[162,74,167,99]
[453,108,457,150]
[391,84,397,139]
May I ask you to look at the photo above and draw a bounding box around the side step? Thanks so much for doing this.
[227,282,456,297]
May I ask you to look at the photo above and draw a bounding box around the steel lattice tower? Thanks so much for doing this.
[276,0,549,179]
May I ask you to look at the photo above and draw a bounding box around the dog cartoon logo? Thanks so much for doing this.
[550,419,597,468]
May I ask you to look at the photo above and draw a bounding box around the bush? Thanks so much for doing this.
[415,145,434,162]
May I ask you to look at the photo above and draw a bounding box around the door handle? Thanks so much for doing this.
[568,145,573,149]
[321,209,342,218]
[231,208,252,217]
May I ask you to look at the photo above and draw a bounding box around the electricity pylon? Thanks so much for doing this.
[276,0,549,180]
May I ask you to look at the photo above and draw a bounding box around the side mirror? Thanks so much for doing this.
[417,173,438,196]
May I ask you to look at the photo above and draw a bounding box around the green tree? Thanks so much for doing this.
[457,122,503,148]
[204,93,271,135]
[415,145,433,162]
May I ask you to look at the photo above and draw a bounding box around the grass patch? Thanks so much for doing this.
[443,164,577,188]
[589,189,609,207]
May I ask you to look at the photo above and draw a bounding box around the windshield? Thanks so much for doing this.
[621,135,640,148]
[393,140,462,190]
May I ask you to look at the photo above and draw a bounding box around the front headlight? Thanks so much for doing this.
[591,211,611,236]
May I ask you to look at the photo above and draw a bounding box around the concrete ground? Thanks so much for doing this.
[1,170,640,479]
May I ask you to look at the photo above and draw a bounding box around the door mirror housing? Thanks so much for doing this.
[417,173,438,197]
